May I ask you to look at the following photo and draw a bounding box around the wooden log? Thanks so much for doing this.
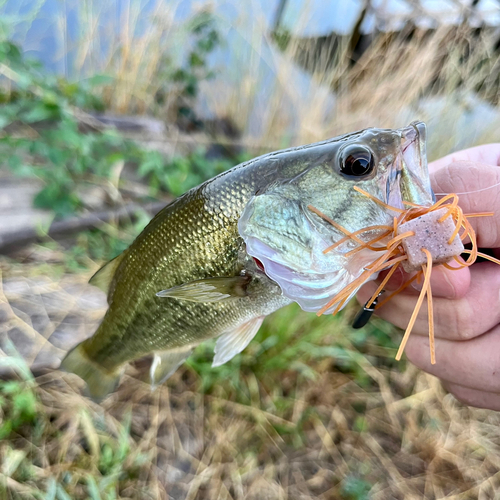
[0,200,169,254]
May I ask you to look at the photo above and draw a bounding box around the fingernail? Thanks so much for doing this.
[411,274,423,292]
[383,266,405,290]
[411,266,458,298]
[438,269,456,299]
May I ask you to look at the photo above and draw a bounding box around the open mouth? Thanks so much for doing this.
[397,121,435,208]
[239,121,439,318]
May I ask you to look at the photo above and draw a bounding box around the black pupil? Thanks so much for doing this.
[342,151,373,177]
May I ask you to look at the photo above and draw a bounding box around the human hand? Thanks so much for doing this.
[357,144,500,410]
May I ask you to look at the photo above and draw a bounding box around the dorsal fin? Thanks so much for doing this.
[89,253,125,295]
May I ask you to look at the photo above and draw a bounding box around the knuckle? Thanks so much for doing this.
[436,300,475,340]
[446,384,487,409]
[454,303,476,340]
[441,382,471,406]
[449,389,473,407]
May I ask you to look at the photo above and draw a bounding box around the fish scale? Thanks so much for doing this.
[61,122,434,400]
[68,161,290,378]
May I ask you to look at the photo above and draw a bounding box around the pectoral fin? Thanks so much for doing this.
[150,346,194,388]
[156,276,251,303]
[212,316,265,367]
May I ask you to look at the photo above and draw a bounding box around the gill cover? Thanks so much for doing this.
[238,197,354,314]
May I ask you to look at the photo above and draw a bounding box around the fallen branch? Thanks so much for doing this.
[0,200,169,254]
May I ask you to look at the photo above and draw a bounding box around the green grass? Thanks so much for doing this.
[188,302,402,399]
[2,287,499,498]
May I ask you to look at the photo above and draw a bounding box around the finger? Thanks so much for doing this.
[405,325,500,393]
[431,162,500,248]
[410,261,470,299]
[429,144,500,172]
[441,381,500,411]
[374,261,470,298]
[357,262,500,340]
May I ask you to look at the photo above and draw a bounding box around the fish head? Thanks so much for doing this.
[281,120,433,216]
[238,121,434,314]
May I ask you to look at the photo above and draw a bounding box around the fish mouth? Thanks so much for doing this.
[239,122,436,316]
[387,121,435,209]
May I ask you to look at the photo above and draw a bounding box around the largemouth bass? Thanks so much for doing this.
[61,121,433,400]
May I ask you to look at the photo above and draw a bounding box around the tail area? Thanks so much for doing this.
[60,344,123,402]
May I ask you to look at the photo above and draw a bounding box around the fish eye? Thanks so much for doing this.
[340,147,374,177]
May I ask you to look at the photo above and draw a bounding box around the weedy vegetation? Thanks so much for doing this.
[1,1,500,499]
[0,9,234,218]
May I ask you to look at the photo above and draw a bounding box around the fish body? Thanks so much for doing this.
[61,122,433,400]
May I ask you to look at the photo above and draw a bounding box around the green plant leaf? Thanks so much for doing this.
[341,475,372,500]
[22,102,59,123]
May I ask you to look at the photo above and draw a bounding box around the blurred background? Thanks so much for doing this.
[1,1,500,498]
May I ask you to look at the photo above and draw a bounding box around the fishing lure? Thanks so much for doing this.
[309,187,499,364]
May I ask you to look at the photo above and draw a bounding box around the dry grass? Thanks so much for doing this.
[201,13,500,155]
[2,2,500,499]
[2,258,500,499]
[7,2,499,151]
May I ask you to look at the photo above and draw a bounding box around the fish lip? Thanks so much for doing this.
[400,121,421,169]
[401,121,425,167]
[390,121,435,208]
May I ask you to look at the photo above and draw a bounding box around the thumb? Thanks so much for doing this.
[413,262,471,299]
[370,259,470,299]
[431,161,500,248]
[358,264,470,305]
